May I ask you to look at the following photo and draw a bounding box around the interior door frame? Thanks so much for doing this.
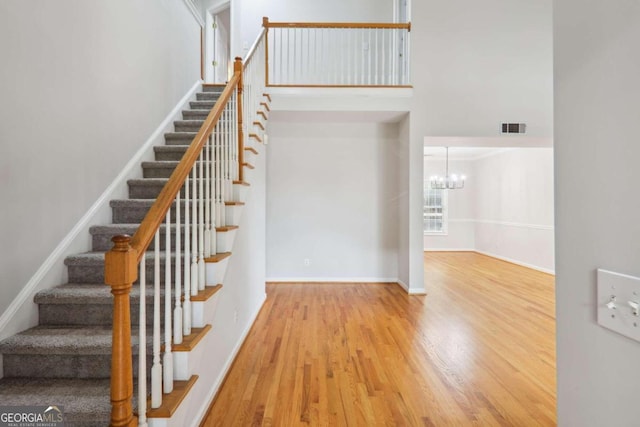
[205,0,231,83]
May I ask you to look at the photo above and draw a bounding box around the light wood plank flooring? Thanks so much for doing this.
[202,252,556,426]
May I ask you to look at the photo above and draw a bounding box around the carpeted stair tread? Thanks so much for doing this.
[183,109,213,120]
[91,223,235,235]
[128,177,173,187]
[190,100,217,109]
[0,326,148,355]
[0,378,112,424]
[110,199,239,208]
[65,250,232,266]
[174,120,205,132]
[164,132,198,145]
[91,223,237,250]
[111,198,240,223]
[195,92,222,100]
[153,146,189,161]
[154,145,189,152]
[202,84,225,93]
[141,160,181,168]
[35,283,158,305]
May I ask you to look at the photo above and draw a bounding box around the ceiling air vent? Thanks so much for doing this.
[501,123,526,134]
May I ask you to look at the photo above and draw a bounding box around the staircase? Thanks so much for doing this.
[0,83,269,426]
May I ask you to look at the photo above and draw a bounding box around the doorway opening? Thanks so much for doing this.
[423,145,555,274]
[205,4,231,83]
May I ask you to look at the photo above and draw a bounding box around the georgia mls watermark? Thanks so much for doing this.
[0,406,64,427]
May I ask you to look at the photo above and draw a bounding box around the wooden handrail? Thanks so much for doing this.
[244,27,267,66]
[262,17,411,31]
[129,70,241,261]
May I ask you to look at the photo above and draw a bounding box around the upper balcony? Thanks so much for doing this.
[260,17,413,120]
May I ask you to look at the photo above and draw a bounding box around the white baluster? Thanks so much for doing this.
[204,136,212,258]
[138,254,148,427]
[226,104,233,203]
[191,167,198,297]
[219,109,227,227]
[406,28,411,84]
[217,127,224,228]
[183,177,192,335]
[381,29,386,85]
[174,190,183,345]
[151,231,162,408]
[198,153,205,291]
[209,134,220,255]
[163,213,173,394]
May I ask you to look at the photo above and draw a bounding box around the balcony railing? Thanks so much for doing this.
[263,17,411,87]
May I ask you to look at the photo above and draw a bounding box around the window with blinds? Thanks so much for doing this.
[424,185,447,234]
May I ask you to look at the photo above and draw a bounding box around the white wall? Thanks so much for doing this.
[475,148,554,272]
[412,0,553,138]
[423,158,476,251]
[555,2,640,425]
[266,121,399,281]
[0,1,201,318]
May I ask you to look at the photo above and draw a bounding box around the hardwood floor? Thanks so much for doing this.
[202,252,556,426]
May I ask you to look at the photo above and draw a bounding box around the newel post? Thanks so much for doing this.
[105,235,138,427]
[263,17,269,85]
[235,57,245,182]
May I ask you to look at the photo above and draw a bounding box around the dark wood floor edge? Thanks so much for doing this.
[198,291,269,427]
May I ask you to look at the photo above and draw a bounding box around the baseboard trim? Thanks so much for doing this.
[424,248,475,252]
[473,250,555,275]
[265,277,399,283]
[192,292,267,427]
[0,80,203,341]
[394,279,426,295]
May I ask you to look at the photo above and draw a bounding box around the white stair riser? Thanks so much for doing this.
[206,257,229,286]
[233,184,250,202]
[191,293,221,329]
[225,205,243,226]
[216,230,237,253]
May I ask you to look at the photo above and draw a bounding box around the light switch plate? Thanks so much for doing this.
[597,269,640,342]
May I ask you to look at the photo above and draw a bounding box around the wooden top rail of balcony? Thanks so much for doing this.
[262,17,411,31]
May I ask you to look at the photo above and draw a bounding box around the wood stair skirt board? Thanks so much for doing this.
[145,375,198,419]
[0,82,251,424]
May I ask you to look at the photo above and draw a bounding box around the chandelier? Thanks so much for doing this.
[429,147,466,190]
